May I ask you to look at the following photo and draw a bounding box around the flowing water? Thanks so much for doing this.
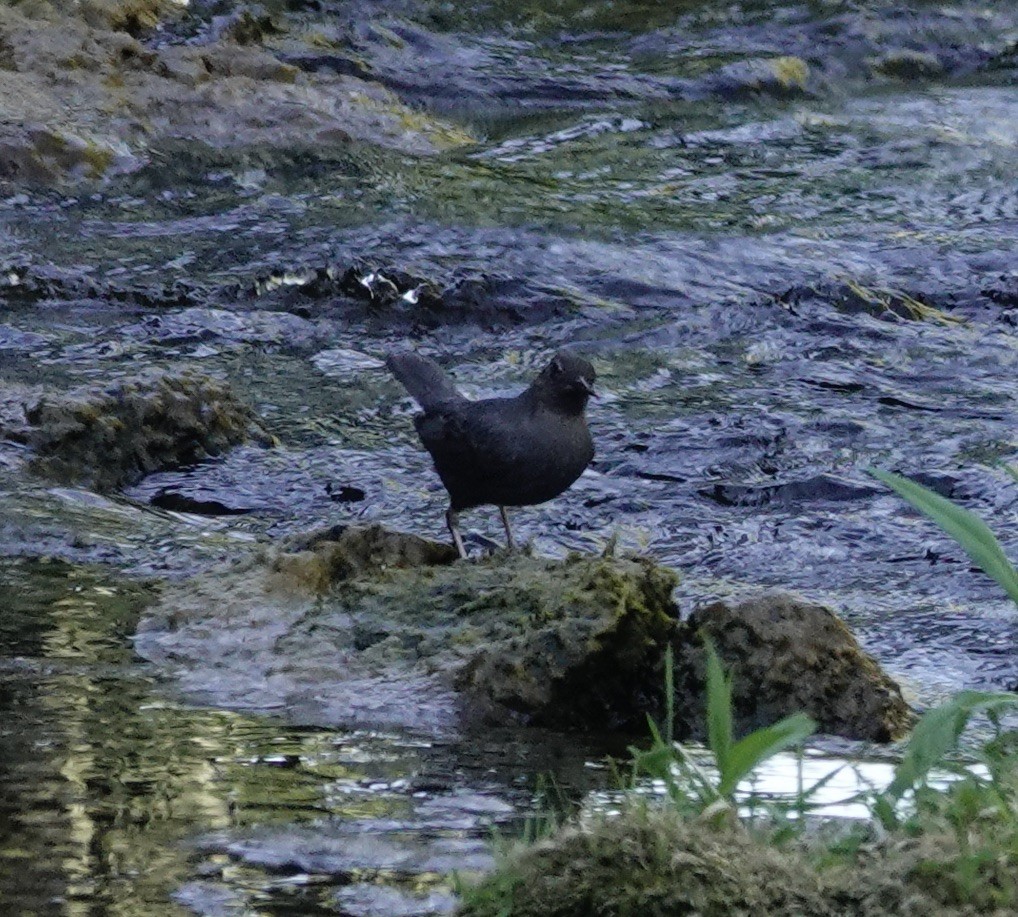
[1,0,1017,913]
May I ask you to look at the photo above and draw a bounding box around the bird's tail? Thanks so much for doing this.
[386,352,464,410]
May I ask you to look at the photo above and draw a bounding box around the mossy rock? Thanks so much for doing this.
[449,551,679,730]
[457,809,836,917]
[673,592,913,742]
[823,830,1018,915]
[8,369,275,491]
[273,523,459,590]
[700,55,815,100]
[459,801,1018,916]
[136,526,680,734]
[868,50,944,80]
[285,536,681,731]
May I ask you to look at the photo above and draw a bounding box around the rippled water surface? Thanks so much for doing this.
[1,0,1017,912]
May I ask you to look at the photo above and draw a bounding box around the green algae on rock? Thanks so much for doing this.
[2,370,275,491]
[135,526,680,735]
[698,55,815,100]
[272,524,459,591]
[457,809,836,917]
[673,592,914,743]
[274,534,680,731]
[0,0,470,187]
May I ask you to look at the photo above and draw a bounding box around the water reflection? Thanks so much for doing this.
[590,745,989,824]
[0,560,618,915]
[0,563,389,913]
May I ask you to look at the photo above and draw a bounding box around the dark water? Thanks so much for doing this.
[2,0,1017,912]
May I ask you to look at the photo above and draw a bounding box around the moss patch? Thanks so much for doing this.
[674,592,914,742]
[458,809,836,917]
[2,369,275,491]
[459,802,1018,916]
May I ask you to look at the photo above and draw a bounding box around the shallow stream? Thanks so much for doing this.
[1,0,1016,913]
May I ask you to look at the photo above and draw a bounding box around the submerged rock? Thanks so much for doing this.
[673,592,914,742]
[0,1,468,187]
[867,49,945,80]
[0,370,274,491]
[135,526,679,735]
[696,56,816,100]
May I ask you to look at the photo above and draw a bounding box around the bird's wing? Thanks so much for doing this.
[416,399,541,476]
[386,352,464,411]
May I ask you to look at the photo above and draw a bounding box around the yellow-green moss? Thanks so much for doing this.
[770,55,810,91]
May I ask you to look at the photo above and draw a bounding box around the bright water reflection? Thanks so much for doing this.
[589,745,993,823]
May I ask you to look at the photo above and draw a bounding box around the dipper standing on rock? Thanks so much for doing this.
[386,350,596,558]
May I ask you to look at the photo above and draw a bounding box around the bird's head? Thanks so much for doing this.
[532,350,596,414]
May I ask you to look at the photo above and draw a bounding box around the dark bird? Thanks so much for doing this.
[386,349,596,558]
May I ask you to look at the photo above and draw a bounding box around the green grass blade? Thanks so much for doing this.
[1003,464,1018,485]
[704,640,734,785]
[663,643,675,746]
[885,690,1018,802]
[718,713,817,798]
[868,468,1018,607]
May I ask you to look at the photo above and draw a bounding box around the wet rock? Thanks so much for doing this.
[778,280,965,324]
[0,2,468,188]
[695,56,816,100]
[135,524,915,740]
[274,524,459,589]
[121,306,325,349]
[134,528,679,735]
[195,43,298,83]
[148,488,253,517]
[1,370,275,491]
[674,592,914,742]
[701,474,882,509]
[868,49,945,80]
[0,261,202,310]
[452,552,678,731]
[340,17,672,111]
[0,325,48,351]
[0,125,139,185]
[246,260,575,329]
[63,0,182,34]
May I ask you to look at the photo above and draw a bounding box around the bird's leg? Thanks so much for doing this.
[499,506,515,551]
[446,507,468,559]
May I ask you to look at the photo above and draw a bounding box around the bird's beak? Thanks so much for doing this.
[580,376,597,397]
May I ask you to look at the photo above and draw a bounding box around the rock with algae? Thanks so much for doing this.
[459,791,1018,916]
[136,527,915,740]
[1,369,275,491]
[135,525,680,735]
[457,810,836,917]
[0,0,469,186]
[673,592,914,742]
